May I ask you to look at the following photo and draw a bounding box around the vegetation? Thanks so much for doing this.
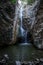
[10,0,16,4]
[28,0,35,4]
[10,0,35,4]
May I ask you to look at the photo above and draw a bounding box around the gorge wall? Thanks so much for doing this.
[32,0,43,49]
[0,0,43,47]
[0,1,17,45]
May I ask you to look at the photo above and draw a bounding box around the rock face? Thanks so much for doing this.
[21,0,40,44]
[0,0,43,47]
[20,0,43,49]
[32,1,43,49]
[0,1,17,45]
[22,0,40,30]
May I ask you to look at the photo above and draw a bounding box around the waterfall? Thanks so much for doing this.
[13,0,40,45]
[19,2,23,36]
[18,0,29,45]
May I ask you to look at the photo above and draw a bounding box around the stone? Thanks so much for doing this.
[40,58,43,62]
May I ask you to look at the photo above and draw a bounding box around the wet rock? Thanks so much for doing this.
[21,61,33,65]
[1,54,9,63]
[35,58,39,62]
[40,58,43,62]
[17,36,26,43]
[22,63,29,65]
[0,54,9,65]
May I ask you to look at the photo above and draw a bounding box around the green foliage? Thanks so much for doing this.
[10,0,16,4]
[28,0,35,4]
[22,0,35,5]
[10,0,35,4]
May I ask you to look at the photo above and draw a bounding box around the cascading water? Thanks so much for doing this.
[13,0,40,65]
[14,0,40,45]
[18,0,29,45]
[19,0,23,36]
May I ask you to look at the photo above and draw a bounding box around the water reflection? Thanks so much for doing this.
[0,45,43,62]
